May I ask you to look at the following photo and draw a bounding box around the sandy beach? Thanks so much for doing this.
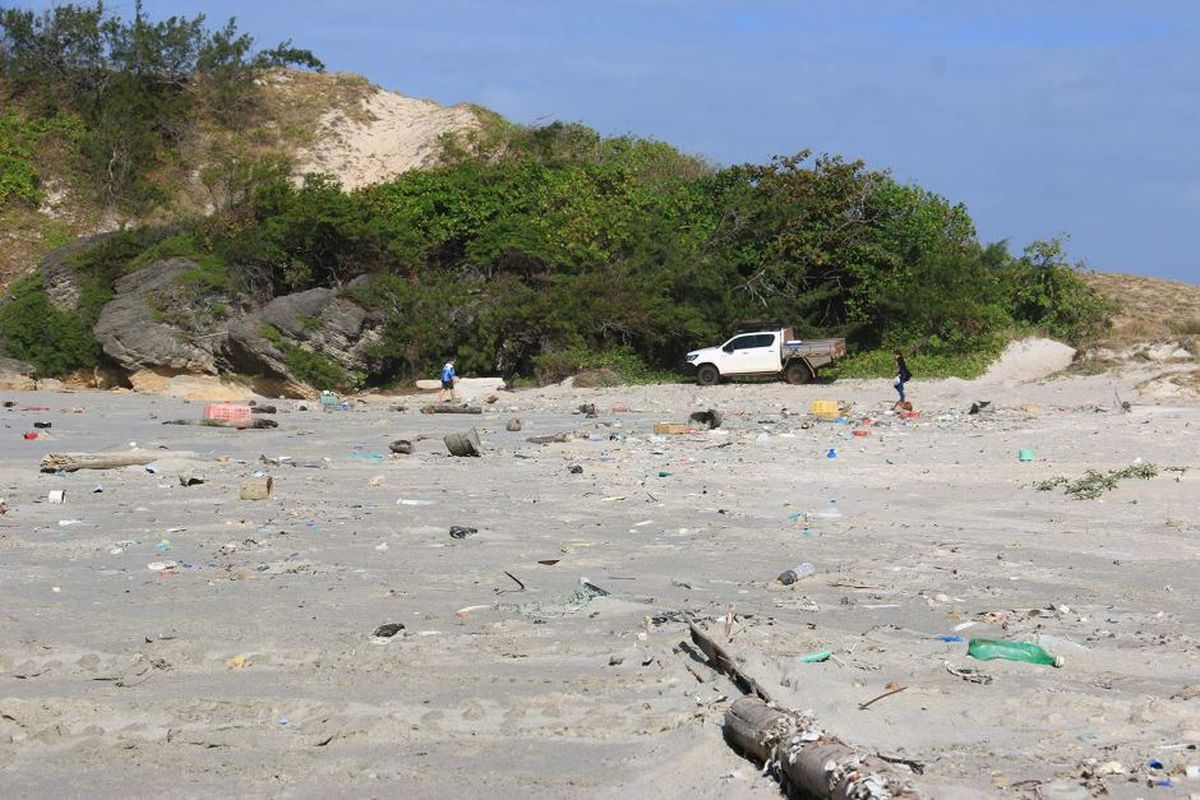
[1,347,1198,799]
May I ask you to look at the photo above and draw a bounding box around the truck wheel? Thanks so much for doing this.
[784,363,813,385]
[696,364,720,386]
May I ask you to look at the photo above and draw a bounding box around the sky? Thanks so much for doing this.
[36,0,1200,282]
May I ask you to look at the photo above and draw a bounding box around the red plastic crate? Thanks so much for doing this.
[203,403,252,424]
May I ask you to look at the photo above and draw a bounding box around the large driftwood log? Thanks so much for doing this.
[40,451,200,473]
[420,404,482,415]
[724,697,923,800]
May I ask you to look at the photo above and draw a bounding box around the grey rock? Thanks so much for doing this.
[37,233,111,312]
[93,258,229,373]
[223,287,382,383]
[0,357,35,375]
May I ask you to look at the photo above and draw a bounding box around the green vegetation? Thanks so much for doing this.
[0,5,1115,387]
[0,111,81,205]
[185,125,1109,384]
[0,273,100,374]
[1034,463,1159,500]
[0,2,321,209]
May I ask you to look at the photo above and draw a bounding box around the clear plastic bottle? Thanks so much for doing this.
[813,498,841,519]
[777,562,816,585]
[967,638,1063,667]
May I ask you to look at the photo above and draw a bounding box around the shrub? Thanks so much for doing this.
[0,275,100,375]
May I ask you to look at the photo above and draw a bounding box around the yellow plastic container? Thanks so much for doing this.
[809,400,839,421]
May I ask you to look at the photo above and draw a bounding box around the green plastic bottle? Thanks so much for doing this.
[967,638,1063,668]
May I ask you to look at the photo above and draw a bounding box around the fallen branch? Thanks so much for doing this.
[688,623,773,703]
[40,451,200,473]
[420,404,482,415]
[858,685,907,710]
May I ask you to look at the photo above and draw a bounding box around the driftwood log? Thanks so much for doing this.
[420,404,482,415]
[724,697,922,800]
[40,451,199,473]
[162,418,278,429]
[689,623,925,799]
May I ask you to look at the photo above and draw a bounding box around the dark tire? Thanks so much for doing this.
[784,362,813,385]
[696,364,720,386]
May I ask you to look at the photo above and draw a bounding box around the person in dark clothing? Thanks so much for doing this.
[893,352,912,406]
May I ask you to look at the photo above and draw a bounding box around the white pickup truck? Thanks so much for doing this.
[683,328,845,386]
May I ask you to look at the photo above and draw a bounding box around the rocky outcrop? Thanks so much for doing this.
[93,258,229,374]
[223,285,383,382]
[0,356,37,390]
[38,233,111,312]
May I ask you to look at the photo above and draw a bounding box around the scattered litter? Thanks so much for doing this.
[397,498,433,506]
[567,464,583,474]
[225,655,248,669]
[239,477,273,501]
[444,428,483,457]
[204,403,252,425]
[48,490,66,504]
[373,623,404,638]
[945,663,993,685]
[796,650,832,663]
[653,422,690,435]
[578,578,610,599]
[449,525,477,539]
[689,409,723,429]
[178,471,205,487]
[777,562,816,585]
[967,638,1062,667]
[147,561,177,571]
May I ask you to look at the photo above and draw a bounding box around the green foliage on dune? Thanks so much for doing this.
[0,5,1114,385]
[181,126,1108,383]
[0,1,321,209]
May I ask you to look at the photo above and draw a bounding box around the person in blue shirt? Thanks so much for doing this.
[439,358,458,402]
[893,351,912,408]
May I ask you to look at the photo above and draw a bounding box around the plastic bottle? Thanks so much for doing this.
[813,498,842,519]
[967,638,1063,667]
[777,562,816,585]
